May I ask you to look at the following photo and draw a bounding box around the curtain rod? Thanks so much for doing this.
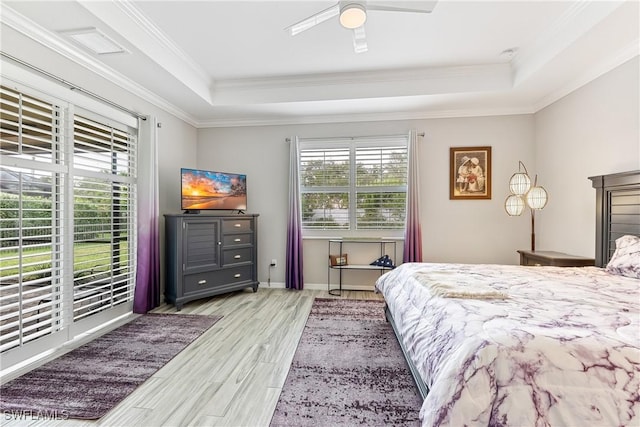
[286,132,424,143]
[1,52,147,121]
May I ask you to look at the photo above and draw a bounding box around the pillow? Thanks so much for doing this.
[606,235,640,279]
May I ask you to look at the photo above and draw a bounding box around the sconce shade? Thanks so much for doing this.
[509,172,531,195]
[340,3,367,29]
[527,186,548,210]
[505,194,525,216]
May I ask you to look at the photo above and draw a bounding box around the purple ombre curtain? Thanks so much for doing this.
[133,117,161,313]
[286,136,304,289]
[403,130,423,263]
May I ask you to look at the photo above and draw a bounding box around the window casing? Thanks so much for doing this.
[0,84,137,358]
[299,136,408,233]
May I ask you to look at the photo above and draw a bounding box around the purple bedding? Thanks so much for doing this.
[375,262,640,426]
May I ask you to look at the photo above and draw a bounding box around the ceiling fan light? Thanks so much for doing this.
[505,194,525,216]
[340,3,367,29]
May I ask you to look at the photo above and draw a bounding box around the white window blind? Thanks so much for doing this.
[72,115,136,321]
[299,136,408,231]
[0,85,64,352]
[300,147,350,229]
[355,145,407,229]
[0,84,137,357]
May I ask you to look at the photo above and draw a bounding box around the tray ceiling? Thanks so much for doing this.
[1,1,637,127]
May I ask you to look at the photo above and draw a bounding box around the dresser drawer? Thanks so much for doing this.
[217,265,254,284]
[183,271,219,294]
[222,219,253,233]
[223,247,254,266]
[223,233,254,247]
[184,266,254,294]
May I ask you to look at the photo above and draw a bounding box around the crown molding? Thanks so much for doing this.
[0,4,199,127]
[215,63,511,91]
[113,1,210,84]
[512,0,624,86]
[77,0,213,105]
[533,42,639,112]
[3,2,631,131]
[212,63,513,105]
[0,4,522,129]
[194,105,535,129]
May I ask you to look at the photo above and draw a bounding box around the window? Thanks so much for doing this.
[0,84,137,356]
[0,86,63,352]
[71,114,137,321]
[299,136,408,231]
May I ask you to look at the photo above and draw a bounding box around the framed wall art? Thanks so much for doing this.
[450,146,492,200]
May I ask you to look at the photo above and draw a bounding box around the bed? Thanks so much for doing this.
[376,170,640,426]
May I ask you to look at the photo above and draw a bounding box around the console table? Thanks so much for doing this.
[328,239,396,296]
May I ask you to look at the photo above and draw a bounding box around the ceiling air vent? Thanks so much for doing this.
[63,28,127,55]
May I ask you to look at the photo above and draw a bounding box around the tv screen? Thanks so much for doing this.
[181,168,247,212]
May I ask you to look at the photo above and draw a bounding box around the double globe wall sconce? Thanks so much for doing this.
[505,161,549,251]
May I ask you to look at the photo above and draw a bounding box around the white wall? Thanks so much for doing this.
[198,57,639,287]
[197,115,535,286]
[534,56,640,257]
[6,21,635,292]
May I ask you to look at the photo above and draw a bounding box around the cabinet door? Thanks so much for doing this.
[183,218,221,273]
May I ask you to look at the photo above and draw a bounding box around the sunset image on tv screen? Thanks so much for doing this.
[181,169,247,210]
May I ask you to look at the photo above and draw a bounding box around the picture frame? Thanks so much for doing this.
[450,146,492,200]
[329,254,348,266]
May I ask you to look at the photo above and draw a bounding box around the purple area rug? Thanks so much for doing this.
[0,313,222,420]
[270,298,421,426]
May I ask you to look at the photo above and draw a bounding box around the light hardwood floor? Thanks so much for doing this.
[2,287,383,427]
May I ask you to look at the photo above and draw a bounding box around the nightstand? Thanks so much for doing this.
[517,250,595,267]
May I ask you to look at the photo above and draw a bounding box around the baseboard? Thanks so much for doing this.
[263,281,286,288]
[262,281,376,292]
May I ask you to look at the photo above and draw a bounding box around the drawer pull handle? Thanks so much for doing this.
[234,255,241,259]
[198,280,207,285]
[234,223,241,228]
[234,238,242,242]
[234,274,241,278]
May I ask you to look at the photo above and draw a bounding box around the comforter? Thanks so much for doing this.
[375,263,640,426]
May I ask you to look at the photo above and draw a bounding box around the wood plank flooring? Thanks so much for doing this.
[1,288,383,427]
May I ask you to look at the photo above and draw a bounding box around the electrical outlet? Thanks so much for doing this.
[270,259,277,267]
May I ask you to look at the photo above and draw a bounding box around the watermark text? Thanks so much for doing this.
[4,409,69,421]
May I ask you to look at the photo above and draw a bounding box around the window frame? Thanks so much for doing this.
[298,135,408,238]
[0,80,138,369]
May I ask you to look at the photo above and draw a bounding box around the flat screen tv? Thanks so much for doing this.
[181,168,247,213]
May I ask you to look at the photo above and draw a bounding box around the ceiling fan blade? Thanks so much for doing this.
[285,3,340,36]
[352,26,368,54]
[367,0,438,13]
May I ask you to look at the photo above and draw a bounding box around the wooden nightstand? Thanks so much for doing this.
[517,250,595,267]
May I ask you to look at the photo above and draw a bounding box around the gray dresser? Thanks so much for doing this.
[164,214,259,310]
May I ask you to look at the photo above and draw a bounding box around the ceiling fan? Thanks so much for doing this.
[285,1,438,53]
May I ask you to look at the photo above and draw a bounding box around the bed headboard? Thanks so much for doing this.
[589,170,640,267]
